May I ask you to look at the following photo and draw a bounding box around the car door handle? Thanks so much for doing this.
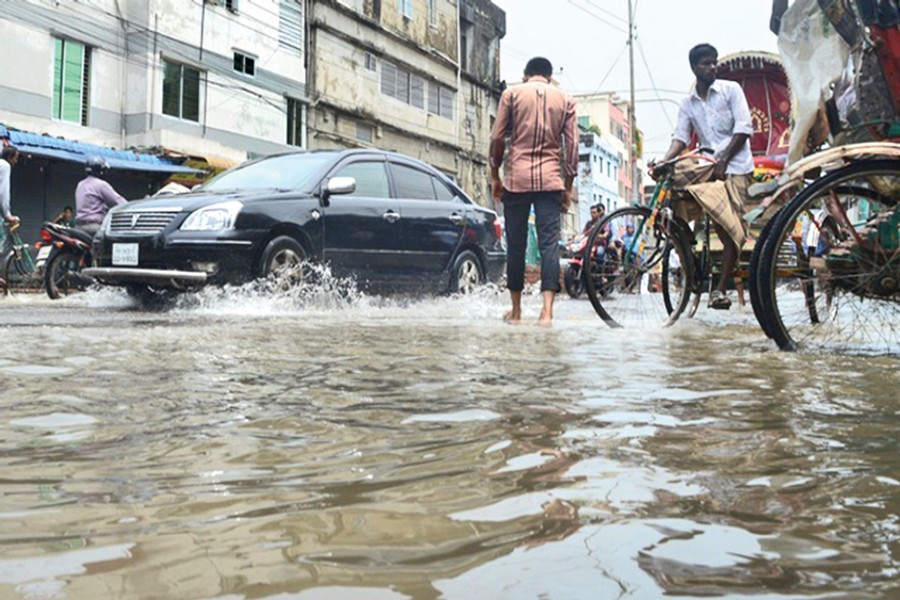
[382,210,401,223]
[449,212,465,225]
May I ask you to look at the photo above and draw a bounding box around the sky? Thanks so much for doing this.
[497,0,780,158]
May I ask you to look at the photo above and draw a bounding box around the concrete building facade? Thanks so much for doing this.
[306,0,505,206]
[1,0,309,163]
[577,131,620,231]
[574,92,640,208]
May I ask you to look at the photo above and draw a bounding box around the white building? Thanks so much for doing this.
[1,0,307,164]
[577,131,621,231]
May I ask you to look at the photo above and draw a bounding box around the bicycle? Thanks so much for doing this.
[751,158,899,353]
[583,150,719,328]
[2,222,45,296]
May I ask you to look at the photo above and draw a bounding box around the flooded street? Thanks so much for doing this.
[0,284,897,599]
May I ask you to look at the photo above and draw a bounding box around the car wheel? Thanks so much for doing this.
[125,283,177,309]
[449,250,483,294]
[259,236,308,292]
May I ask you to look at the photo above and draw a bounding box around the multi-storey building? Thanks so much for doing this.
[577,131,620,231]
[306,0,505,206]
[1,0,308,237]
[574,92,641,207]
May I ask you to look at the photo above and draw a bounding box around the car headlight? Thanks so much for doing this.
[180,201,243,231]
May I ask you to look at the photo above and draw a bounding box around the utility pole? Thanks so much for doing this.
[627,0,639,205]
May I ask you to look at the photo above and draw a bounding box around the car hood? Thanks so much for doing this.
[118,190,315,213]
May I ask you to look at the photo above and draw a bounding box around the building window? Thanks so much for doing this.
[287,97,305,147]
[380,61,424,109]
[577,115,590,129]
[356,123,374,144]
[279,0,303,53]
[364,52,377,71]
[162,60,201,122]
[398,0,413,18]
[233,51,256,76]
[52,37,90,125]
[428,80,454,120]
[211,0,239,13]
[428,0,437,27]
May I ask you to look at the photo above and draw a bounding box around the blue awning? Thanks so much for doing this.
[14,144,205,174]
[2,124,205,175]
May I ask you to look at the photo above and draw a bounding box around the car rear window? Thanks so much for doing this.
[391,164,436,200]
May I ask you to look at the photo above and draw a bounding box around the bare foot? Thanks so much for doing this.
[503,310,522,323]
[538,309,553,325]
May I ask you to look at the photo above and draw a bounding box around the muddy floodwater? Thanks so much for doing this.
[0,283,897,599]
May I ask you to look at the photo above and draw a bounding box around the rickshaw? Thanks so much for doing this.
[582,51,794,327]
[748,0,900,353]
[584,0,899,356]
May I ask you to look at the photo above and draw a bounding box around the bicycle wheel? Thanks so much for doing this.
[45,251,87,299]
[748,212,782,338]
[3,248,35,296]
[585,207,693,328]
[758,160,900,353]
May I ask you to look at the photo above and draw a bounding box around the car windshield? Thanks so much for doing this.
[199,153,335,193]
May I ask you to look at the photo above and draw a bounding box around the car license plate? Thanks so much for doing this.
[112,243,139,266]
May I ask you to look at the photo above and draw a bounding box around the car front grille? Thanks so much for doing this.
[110,211,179,233]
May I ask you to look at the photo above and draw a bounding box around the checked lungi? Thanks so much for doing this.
[670,161,754,249]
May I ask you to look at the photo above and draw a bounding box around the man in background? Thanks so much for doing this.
[490,56,578,324]
[75,156,126,237]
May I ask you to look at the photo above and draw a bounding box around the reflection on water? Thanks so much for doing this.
[0,280,897,599]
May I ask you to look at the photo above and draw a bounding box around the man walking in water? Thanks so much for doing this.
[490,56,578,324]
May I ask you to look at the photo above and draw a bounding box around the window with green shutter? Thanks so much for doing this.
[162,60,201,122]
[52,38,90,125]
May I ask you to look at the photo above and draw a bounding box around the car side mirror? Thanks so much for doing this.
[326,177,356,196]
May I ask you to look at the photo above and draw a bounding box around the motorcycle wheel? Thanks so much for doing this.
[45,251,88,299]
[564,263,584,298]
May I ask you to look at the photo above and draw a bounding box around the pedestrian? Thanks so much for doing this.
[1,145,20,230]
[656,43,754,310]
[53,205,76,228]
[490,56,578,324]
[75,156,126,237]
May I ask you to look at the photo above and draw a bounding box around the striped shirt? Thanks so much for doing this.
[490,78,578,193]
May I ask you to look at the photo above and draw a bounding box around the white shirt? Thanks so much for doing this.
[0,160,11,220]
[673,79,755,175]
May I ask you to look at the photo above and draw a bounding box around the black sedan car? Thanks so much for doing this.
[85,149,506,297]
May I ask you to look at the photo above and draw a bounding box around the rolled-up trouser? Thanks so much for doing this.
[503,190,562,293]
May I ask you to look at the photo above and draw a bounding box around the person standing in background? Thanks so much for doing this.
[490,56,578,325]
[1,145,20,229]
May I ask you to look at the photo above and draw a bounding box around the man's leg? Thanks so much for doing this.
[503,193,530,322]
[712,221,736,308]
[533,192,562,323]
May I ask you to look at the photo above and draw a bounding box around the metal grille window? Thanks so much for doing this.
[398,0,413,18]
[162,60,201,122]
[364,52,377,71]
[356,123,374,144]
[233,51,256,76]
[428,81,455,120]
[52,38,90,125]
[279,0,303,52]
[380,61,424,109]
[428,0,437,27]
[287,97,305,147]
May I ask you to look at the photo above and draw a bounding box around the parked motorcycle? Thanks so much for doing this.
[563,235,589,298]
[564,233,619,299]
[41,222,95,299]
